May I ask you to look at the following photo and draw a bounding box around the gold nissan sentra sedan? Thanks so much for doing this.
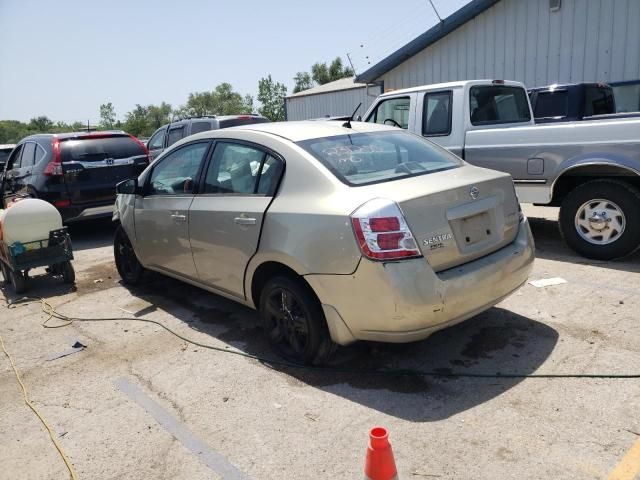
[113,121,534,364]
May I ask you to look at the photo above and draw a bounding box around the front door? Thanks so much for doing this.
[189,141,283,298]
[135,141,210,279]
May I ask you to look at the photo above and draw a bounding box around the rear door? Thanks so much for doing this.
[60,134,148,205]
[134,141,211,279]
[189,141,283,297]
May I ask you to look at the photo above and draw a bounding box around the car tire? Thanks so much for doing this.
[559,179,640,260]
[259,276,335,365]
[10,269,26,294]
[114,225,146,285]
[60,261,75,284]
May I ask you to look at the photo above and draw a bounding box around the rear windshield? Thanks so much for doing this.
[298,131,462,186]
[60,136,145,162]
[470,86,531,125]
[534,91,569,118]
[584,86,615,116]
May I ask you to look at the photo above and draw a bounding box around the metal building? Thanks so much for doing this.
[355,0,640,112]
[284,77,382,121]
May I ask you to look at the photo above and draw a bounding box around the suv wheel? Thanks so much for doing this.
[114,225,146,285]
[259,276,335,365]
[559,179,640,260]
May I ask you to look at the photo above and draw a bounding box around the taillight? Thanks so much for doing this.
[351,198,421,261]
[44,138,63,176]
[129,134,150,163]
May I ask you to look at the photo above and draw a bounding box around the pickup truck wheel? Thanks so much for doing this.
[559,180,640,260]
[114,225,146,285]
[259,276,335,365]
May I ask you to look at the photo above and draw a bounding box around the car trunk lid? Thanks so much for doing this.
[60,134,149,205]
[354,165,521,272]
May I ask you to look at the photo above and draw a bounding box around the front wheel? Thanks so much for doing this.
[559,179,640,260]
[61,261,75,284]
[259,276,335,365]
[114,225,146,285]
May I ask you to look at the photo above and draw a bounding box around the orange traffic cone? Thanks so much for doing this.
[364,426,398,480]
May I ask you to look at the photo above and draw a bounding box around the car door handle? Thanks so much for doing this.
[234,217,257,225]
[171,213,187,223]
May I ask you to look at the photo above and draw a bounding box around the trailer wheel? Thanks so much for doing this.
[559,179,640,260]
[10,269,26,294]
[61,261,75,284]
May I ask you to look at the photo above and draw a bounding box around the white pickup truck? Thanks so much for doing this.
[362,80,640,260]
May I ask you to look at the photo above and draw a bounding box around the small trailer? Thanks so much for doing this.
[0,228,75,294]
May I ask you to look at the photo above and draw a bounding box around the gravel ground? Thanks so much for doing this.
[1,205,639,480]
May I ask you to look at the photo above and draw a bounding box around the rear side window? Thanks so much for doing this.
[60,136,145,163]
[534,91,569,118]
[469,86,531,125]
[203,142,274,195]
[366,97,411,129]
[167,127,185,146]
[19,142,36,167]
[423,91,452,136]
[298,131,461,186]
[584,87,615,116]
[190,121,211,135]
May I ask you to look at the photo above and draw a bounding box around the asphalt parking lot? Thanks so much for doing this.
[1,205,639,480]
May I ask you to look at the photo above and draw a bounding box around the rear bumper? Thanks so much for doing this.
[305,217,535,345]
[60,203,114,223]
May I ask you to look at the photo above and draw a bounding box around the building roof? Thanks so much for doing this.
[286,76,367,99]
[355,0,500,84]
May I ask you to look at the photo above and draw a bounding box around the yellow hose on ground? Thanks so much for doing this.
[0,332,78,480]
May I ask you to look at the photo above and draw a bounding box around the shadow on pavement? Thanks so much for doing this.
[120,274,558,423]
[528,216,640,274]
[66,218,117,251]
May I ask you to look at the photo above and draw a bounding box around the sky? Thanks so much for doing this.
[0,0,470,123]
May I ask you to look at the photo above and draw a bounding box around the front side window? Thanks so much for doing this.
[469,86,531,125]
[148,128,166,150]
[298,131,461,186]
[166,127,185,147]
[6,144,23,171]
[147,142,209,195]
[423,91,452,136]
[534,91,569,118]
[203,142,280,195]
[366,97,411,129]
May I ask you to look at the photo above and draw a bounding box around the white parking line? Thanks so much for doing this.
[115,377,251,480]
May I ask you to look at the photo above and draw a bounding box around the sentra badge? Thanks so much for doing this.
[423,232,453,249]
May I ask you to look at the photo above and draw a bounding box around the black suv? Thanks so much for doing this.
[1,131,149,222]
[146,114,269,161]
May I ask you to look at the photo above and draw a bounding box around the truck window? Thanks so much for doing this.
[366,97,410,129]
[584,87,615,116]
[469,86,531,126]
[423,91,452,136]
[534,91,569,118]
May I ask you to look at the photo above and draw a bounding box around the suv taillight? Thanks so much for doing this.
[43,138,63,176]
[351,198,421,260]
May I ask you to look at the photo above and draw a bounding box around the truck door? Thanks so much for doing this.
[365,94,417,131]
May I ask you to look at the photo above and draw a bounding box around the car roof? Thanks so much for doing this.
[24,131,127,140]
[221,120,398,142]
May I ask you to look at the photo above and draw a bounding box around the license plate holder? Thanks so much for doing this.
[460,212,492,245]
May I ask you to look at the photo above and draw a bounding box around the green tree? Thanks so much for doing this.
[123,104,150,137]
[293,72,313,93]
[28,116,54,133]
[182,83,253,118]
[99,102,117,129]
[257,75,287,122]
[308,57,354,86]
[146,102,172,129]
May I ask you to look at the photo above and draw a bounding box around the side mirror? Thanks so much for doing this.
[116,178,139,195]
[356,115,362,121]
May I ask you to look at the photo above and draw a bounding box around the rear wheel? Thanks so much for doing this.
[259,276,335,365]
[10,269,26,294]
[559,179,640,260]
[114,225,145,285]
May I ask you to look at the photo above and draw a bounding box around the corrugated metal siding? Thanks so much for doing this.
[380,0,640,90]
[285,85,382,121]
